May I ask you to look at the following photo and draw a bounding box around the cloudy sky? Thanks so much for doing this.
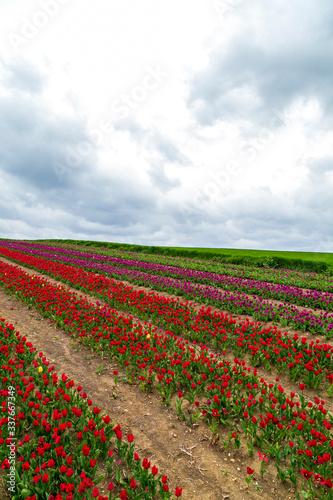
[0,0,332,252]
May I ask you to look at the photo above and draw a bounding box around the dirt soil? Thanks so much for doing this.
[0,257,330,500]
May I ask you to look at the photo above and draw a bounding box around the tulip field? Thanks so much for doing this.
[0,240,332,500]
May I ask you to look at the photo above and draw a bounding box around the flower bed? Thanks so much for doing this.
[0,319,178,500]
[6,241,333,312]
[1,244,333,339]
[12,240,333,293]
[0,254,332,392]
[0,261,332,498]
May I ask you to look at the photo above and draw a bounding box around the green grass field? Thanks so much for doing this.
[166,247,333,266]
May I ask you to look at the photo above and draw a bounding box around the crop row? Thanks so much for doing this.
[0,319,178,500]
[5,241,333,312]
[2,244,333,339]
[0,260,332,497]
[0,250,332,392]
[30,240,333,293]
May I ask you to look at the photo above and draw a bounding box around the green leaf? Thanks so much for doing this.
[107,460,113,475]
[92,449,101,460]
[94,473,105,484]
[246,436,254,456]
[96,364,104,374]
[18,490,31,497]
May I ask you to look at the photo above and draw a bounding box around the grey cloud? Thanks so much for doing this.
[150,131,190,166]
[187,1,333,128]
[147,161,181,192]
[68,174,158,228]
[114,117,190,166]
[0,92,96,190]
[0,31,332,252]
[307,157,333,177]
[0,57,163,239]
[0,57,46,95]
[168,155,333,251]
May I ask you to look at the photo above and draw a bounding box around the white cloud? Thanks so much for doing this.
[0,0,332,251]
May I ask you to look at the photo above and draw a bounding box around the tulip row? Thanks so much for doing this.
[5,241,333,313]
[1,244,333,339]
[0,319,179,500]
[26,240,333,293]
[0,262,332,497]
[0,251,332,392]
